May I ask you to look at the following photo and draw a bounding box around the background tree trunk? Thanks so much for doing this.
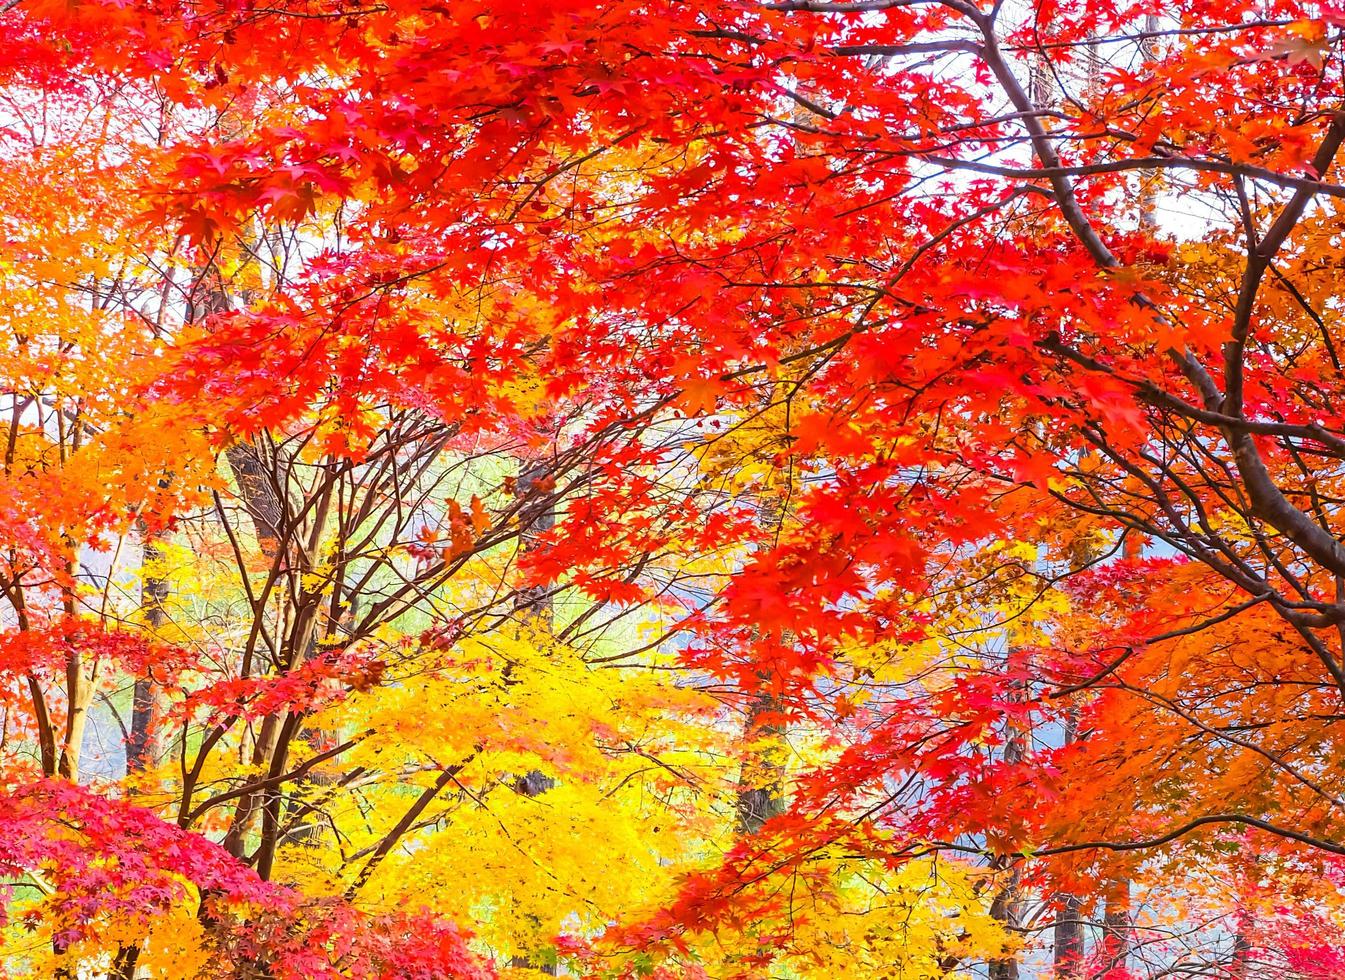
[126,525,170,775]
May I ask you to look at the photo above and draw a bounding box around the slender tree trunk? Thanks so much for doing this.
[115,530,169,980]
[508,458,559,975]
[994,47,1052,974]
[1049,705,1081,967]
[735,496,790,837]
[989,672,1028,980]
[127,525,170,775]
[58,580,94,782]
[1051,700,1085,977]
[28,672,57,776]
[1055,528,1104,977]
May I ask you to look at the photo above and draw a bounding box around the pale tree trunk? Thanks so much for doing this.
[58,569,95,781]
[57,656,95,780]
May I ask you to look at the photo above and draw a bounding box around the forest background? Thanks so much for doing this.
[1,0,1345,977]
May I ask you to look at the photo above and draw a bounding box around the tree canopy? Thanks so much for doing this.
[2,0,1345,976]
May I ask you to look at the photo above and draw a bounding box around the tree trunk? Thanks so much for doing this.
[735,495,790,837]
[508,458,558,975]
[58,579,95,782]
[1052,891,1084,979]
[1101,877,1131,973]
[735,688,786,836]
[127,525,170,775]
[1052,713,1085,975]
[989,675,1027,980]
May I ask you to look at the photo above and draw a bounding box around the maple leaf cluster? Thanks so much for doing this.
[2,0,1345,977]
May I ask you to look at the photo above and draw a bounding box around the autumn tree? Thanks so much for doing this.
[5,0,1345,977]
